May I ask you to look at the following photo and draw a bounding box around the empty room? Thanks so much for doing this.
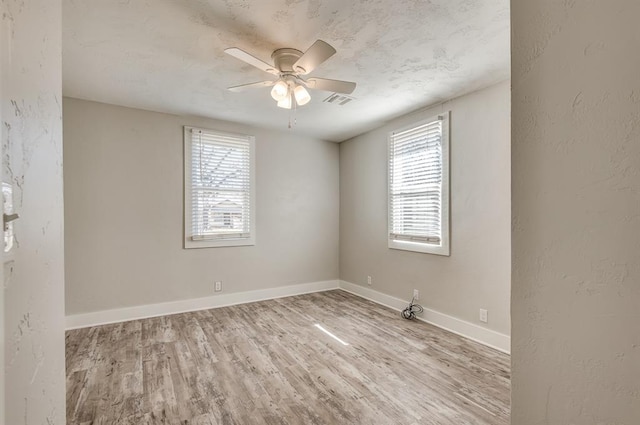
[2,1,638,425]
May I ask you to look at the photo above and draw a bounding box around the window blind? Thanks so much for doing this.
[389,117,444,245]
[187,128,253,241]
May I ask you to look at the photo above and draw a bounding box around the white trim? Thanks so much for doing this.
[183,126,256,249]
[338,280,510,354]
[65,278,510,354]
[387,111,450,256]
[66,280,339,330]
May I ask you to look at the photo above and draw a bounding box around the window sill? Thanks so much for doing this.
[185,236,255,249]
[388,239,450,256]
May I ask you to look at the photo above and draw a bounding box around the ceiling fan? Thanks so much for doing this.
[224,40,356,109]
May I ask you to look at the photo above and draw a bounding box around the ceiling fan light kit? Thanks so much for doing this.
[270,80,289,102]
[270,78,312,109]
[277,95,292,110]
[225,40,356,113]
[293,85,311,106]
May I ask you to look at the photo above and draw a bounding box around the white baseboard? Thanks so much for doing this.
[66,280,339,330]
[66,278,510,354]
[338,280,511,354]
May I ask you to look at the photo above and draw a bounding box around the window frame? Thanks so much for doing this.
[184,126,256,249]
[387,111,450,256]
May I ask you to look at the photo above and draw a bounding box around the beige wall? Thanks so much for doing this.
[511,1,640,424]
[64,98,339,315]
[339,81,511,336]
[2,0,66,423]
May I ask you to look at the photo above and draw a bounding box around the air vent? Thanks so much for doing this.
[323,93,354,105]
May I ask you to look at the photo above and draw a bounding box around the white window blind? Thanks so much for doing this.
[184,126,255,248]
[388,112,450,255]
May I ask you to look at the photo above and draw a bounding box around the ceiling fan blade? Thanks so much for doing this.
[292,40,336,75]
[227,80,276,92]
[224,48,279,75]
[305,78,356,95]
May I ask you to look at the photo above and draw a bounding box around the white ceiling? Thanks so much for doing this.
[63,0,510,142]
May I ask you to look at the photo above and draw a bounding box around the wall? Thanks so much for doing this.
[1,1,66,424]
[63,98,339,315]
[511,1,640,424]
[339,81,511,336]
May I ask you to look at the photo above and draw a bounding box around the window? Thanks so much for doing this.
[388,112,450,255]
[184,126,255,248]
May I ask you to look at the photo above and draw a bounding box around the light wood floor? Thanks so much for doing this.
[66,290,510,424]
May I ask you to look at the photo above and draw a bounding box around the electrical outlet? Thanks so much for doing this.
[413,289,419,300]
[479,309,488,323]
[367,276,372,285]
[215,281,222,292]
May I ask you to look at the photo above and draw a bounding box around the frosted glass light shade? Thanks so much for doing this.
[277,94,292,109]
[293,85,311,106]
[270,80,289,101]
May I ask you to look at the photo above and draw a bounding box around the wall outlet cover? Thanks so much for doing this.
[479,309,488,323]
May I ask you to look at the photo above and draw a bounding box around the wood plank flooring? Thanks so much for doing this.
[66,290,510,424]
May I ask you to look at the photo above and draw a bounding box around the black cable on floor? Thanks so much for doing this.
[401,297,423,320]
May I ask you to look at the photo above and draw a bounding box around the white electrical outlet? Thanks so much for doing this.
[367,276,372,285]
[413,289,419,300]
[479,309,488,323]
[215,281,222,292]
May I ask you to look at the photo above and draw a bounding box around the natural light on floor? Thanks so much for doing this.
[314,323,349,346]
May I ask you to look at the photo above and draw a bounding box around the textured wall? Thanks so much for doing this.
[511,1,640,423]
[63,98,339,315]
[1,0,66,424]
[340,81,511,336]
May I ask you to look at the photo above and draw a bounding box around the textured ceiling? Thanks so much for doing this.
[63,0,510,142]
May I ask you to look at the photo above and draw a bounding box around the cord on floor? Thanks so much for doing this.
[401,297,424,320]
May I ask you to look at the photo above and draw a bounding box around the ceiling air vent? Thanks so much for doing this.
[323,93,354,105]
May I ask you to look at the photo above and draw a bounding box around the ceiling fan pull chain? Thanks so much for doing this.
[293,95,297,128]
[289,94,298,129]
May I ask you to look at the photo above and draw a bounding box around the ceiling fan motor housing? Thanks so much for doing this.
[271,48,304,74]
